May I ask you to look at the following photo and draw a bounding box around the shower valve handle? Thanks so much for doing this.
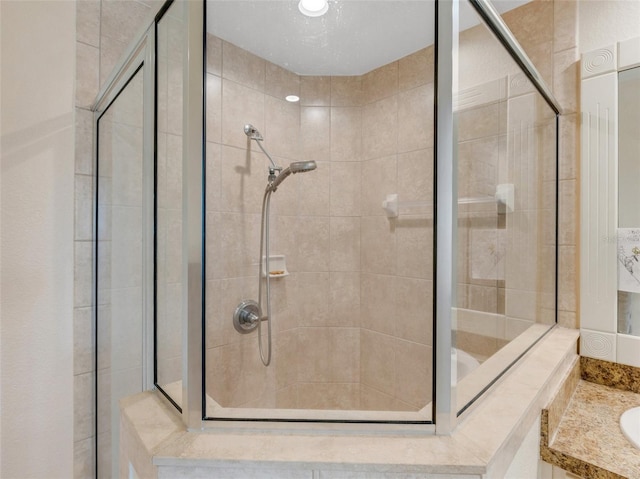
[233,300,261,334]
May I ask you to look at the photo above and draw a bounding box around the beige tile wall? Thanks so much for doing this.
[202,32,438,413]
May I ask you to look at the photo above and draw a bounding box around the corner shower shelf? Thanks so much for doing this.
[261,255,289,278]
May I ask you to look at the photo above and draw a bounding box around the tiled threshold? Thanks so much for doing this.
[541,357,640,478]
[120,327,578,478]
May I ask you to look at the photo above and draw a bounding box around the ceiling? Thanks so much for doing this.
[206,0,531,76]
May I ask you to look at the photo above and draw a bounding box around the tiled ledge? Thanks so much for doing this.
[120,327,579,478]
[541,357,640,478]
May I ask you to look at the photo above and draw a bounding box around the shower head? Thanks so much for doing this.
[268,161,317,192]
[289,161,317,174]
[244,124,263,141]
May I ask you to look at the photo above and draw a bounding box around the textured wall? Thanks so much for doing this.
[1,1,75,477]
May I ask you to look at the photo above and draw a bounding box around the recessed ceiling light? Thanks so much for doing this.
[285,95,300,102]
[298,0,328,17]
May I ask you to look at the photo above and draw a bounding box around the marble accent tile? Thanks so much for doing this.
[330,217,360,272]
[330,107,362,162]
[330,162,361,217]
[362,96,398,160]
[362,61,398,104]
[74,371,95,442]
[398,46,434,92]
[397,83,434,152]
[580,356,640,394]
[206,34,222,76]
[74,307,94,375]
[76,0,100,47]
[76,42,99,108]
[331,76,362,107]
[266,62,300,101]
[300,107,330,164]
[300,76,331,106]
[222,41,266,92]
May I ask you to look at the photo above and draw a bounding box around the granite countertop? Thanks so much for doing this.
[541,357,640,478]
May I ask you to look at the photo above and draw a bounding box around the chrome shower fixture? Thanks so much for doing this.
[244,123,263,141]
[244,123,281,173]
[268,160,317,192]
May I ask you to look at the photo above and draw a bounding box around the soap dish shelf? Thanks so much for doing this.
[262,255,289,278]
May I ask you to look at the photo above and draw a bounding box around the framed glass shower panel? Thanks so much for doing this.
[203,0,436,425]
[96,64,150,479]
[451,0,558,417]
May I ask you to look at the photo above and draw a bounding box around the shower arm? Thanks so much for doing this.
[252,137,282,178]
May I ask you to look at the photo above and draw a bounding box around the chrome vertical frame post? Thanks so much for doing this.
[182,0,205,429]
[143,25,157,391]
[434,0,458,435]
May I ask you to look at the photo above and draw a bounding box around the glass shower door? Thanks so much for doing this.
[96,63,150,479]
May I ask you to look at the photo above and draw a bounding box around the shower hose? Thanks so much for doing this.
[257,187,273,366]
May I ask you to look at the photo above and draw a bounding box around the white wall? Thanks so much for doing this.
[0,1,75,477]
[579,0,640,54]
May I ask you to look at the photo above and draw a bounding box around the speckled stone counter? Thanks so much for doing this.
[541,357,640,478]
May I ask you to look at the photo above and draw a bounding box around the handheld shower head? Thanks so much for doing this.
[268,161,317,192]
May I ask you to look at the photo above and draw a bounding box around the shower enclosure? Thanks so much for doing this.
[93,0,560,476]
